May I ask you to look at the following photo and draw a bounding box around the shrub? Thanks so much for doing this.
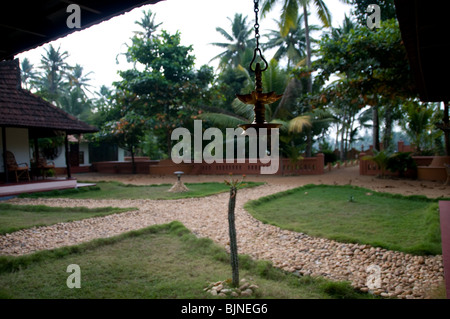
[322,150,338,165]
[386,152,417,177]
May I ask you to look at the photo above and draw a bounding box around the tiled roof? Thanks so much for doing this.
[0,59,98,134]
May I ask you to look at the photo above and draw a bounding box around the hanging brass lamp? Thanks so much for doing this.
[237,0,282,132]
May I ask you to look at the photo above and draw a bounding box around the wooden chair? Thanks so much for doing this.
[37,156,56,179]
[5,151,30,182]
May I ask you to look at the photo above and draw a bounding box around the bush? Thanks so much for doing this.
[386,152,417,177]
[322,150,337,165]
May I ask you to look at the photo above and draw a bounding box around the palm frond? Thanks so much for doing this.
[260,0,278,18]
[280,0,299,37]
[312,0,332,27]
[198,112,246,129]
[215,27,234,42]
[273,77,303,119]
[270,118,290,133]
[232,98,254,120]
[289,115,312,133]
[294,57,307,69]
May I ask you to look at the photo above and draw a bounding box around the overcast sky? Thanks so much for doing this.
[17,0,353,94]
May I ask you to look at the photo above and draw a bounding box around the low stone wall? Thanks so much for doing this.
[92,155,325,176]
[91,160,159,174]
[359,153,434,178]
[55,166,91,175]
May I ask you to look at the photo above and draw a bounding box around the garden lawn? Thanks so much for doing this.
[245,184,443,255]
[0,221,375,299]
[18,181,264,200]
[0,203,134,235]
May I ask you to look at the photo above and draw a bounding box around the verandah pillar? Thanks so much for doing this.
[1,126,8,183]
[64,133,71,179]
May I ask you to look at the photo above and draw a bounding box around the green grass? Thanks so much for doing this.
[18,181,264,200]
[245,184,444,256]
[0,203,134,235]
[0,221,376,299]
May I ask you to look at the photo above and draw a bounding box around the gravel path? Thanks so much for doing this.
[0,178,445,299]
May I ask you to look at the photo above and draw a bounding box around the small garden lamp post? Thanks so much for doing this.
[174,171,184,182]
[168,171,189,193]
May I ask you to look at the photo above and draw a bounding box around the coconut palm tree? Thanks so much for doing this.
[134,9,162,39]
[400,101,437,154]
[67,64,94,96]
[210,13,255,70]
[58,87,93,121]
[261,0,337,72]
[263,13,320,70]
[36,44,72,104]
[20,58,37,90]
[261,0,350,156]
[200,59,312,158]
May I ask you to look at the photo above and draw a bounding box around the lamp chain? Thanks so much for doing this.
[250,0,268,71]
[253,0,260,50]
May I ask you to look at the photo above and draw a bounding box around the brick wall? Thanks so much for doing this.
[92,154,325,176]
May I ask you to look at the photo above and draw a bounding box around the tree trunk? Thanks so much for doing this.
[340,126,345,161]
[335,123,340,151]
[228,186,239,287]
[131,146,136,174]
[373,105,380,151]
[344,123,349,160]
[166,129,173,158]
[303,4,313,158]
[383,106,393,151]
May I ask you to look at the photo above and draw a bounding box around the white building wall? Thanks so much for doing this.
[79,143,90,166]
[51,145,66,167]
[50,142,93,167]
[118,147,125,162]
[0,127,30,173]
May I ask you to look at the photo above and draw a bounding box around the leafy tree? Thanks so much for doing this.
[116,17,214,156]
[316,77,366,160]
[102,110,147,174]
[214,66,251,113]
[400,101,442,154]
[350,0,397,25]
[314,19,417,151]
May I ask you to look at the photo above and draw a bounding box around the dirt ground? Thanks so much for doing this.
[74,166,450,199]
